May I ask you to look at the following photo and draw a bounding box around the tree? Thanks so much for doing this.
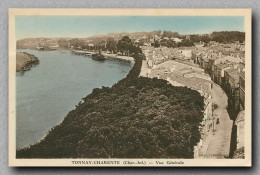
[116,36,141,56]
[129,45,142,55]
[69,39,80,48]
[177,39,195,47]
[211,31,245,43]
[201,35,211,44]
[190,35,201,43]
[117,36,132,55]
[162,31,179,38]
[160,39,176,48]
[106,37,117,53]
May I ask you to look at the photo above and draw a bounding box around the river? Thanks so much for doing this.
[16,49,133,149]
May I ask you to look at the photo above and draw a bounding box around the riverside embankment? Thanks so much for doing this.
[71,50,134,63]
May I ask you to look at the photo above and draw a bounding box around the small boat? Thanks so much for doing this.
[92,54,106,61]
[92,49,106,61]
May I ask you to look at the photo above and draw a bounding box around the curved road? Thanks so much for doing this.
[198,83,233,158]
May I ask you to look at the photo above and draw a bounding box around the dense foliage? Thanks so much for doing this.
[161,31,180,38]
[116,36,142,56]
[106,37,117,53]
[57,39,70,48]
[189,35,211,44]
[211,31,245,43]
[17,46,204,159]
[160,39,177,48]
[177,39,195,47]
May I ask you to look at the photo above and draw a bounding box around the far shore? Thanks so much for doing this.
[18,47,135,63]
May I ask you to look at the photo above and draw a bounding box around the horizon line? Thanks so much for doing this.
[16,30,245,41]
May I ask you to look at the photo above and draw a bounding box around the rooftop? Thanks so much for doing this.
[239,71,245,79]
[215,63,231,69]
[225,67,242,82]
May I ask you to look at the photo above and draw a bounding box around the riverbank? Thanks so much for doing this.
[71,50,134,63]
[16,52,39,73]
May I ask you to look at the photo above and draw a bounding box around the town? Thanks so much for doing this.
[139,32,245,159]
[140,40,245,159]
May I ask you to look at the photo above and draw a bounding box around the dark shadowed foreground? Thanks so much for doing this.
[17,53,204,158]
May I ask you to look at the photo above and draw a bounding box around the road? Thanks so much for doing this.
[197,83,233,158]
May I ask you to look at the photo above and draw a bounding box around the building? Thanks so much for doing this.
[239,71,245,110]
[224,66,244,113]
[172,37,182,43]
[213,63,231,86]
[235,110,245,149]
[215,55,241,65]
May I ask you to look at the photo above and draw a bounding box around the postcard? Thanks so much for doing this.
[9,9,252,166]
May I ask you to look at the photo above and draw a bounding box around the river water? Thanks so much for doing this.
[16,49,133,149]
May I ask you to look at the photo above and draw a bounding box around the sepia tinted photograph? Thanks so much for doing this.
[8,9,252,166]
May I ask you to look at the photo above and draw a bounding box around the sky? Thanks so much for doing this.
[15,16,244,40]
